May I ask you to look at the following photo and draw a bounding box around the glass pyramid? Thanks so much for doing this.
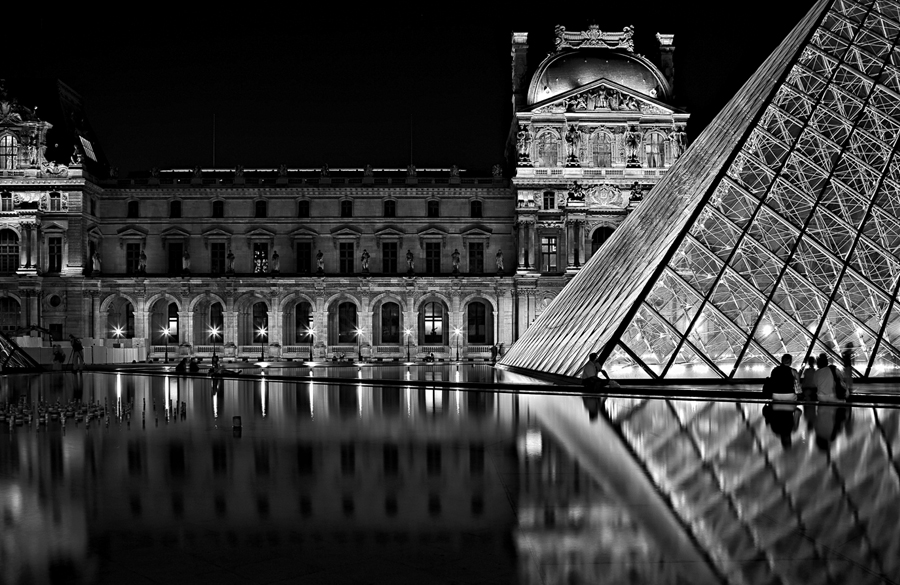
[501,0,900,380]
[0,330,42,370]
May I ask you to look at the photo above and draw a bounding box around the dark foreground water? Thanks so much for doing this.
[1,368,898,584]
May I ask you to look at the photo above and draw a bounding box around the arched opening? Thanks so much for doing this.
[328,301,358,344]
[646,132,666,167]
[592,132,612,167]
[107,297,135,339]
[535,132,559,168]
[466,301,493,345]
[149,299,180,344]
[239,301,269,345]
[0,229,19,274]
[419,300,448,345]
[0,297,21,334]
[376,301,401,345]
[0,135,18,170]
[591,227,615,258]
[192,298,225,347]
[282,300,313,344]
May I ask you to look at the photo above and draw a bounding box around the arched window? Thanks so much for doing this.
[295,301,312,342]
[170,200,182,218]
[0,135,17,170]
[470,200,482,218]
[212,200,224,218]
[167,302,179,342]
[592,132,612,167]
[427,200,440,218]
[49,192,62,212]
[535,132,559,168]
[380,302,400,344]
[297,200,310,218]
[646,132,666,167]
[467,302,488,343]
[126,200,139,218]
[383,200,396,218]
[340,200,353,218]
[209,302,224,341]
[108,299,136,339]
[423,301,443,344]
[0,229,19,273]
[591,227,615,257]
[0,297,20,333]
[0,192,11,211]
[337,302,357,343]
[252,302,268,342]
[254,200,267,218]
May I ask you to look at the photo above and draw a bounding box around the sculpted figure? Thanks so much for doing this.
[138,249,147,274]
[449,165,460,177]
[492,164,502,178]
[625,127,641,163]
[234,164,244,178]
[406,249,414,272]
[629,181,644,202]
[320,164,330,177]
[407,164,417,177]
[670,129,686,159]
[277,164,288,177]
[316,249,324,272]
[150,167,160,178]
[451,248,461,272]
[516,129,532,158]
[92,250,101,275]
[363,164,374,177]
[270,250,280,273]
[182,250,191,272]
[69,147,81,166]
[193,166,202,178]
[360,249,370,271]
[496,249,504,273]
[226,249,235,273]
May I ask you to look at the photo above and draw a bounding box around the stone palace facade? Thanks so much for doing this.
[0,24,688,362]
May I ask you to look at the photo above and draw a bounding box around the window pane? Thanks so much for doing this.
[425,243,441,273]
[339,243,354,273]
[467,303,487,343]
[168,242,183,274]
[298,200,309,218]
[341,200,353,217]
[297,242,312,274]
[338,302,357,343]
[170,201,181,218]
[211,243,226,274]
[253,243,269,273]
[382,242,397,273]
[381,303,400,344]
[541,236,557,272]
[212,200,224,218]
[126,200,138,218]
[468,243,484,273]
[255,200,267,218]
[427,200,440,218]
[384,200,395,217]
[424,302,443,343]
[125,243,140,275]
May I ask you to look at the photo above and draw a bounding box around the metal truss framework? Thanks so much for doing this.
[602,396,900,584]
[502,0,900,379]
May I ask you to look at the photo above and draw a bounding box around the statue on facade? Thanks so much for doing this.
[670,128,686,159]
[625,126,642,167]
[69,147,82,167]
[182,250,191,274]
[496,249,504,273]
[150,167,160,178]
[451,248,461,274]
[516,128,532,164]
[629,181,644,202]
[565,125,581,167]
[449,165,460,178]
[90,250,101,275]
[138,249,147,274]
[360,249,370,273]
[492,164,502,178]
[407,164,417,177]
[234,164,244,178]
[406,250,414,274]
[567,181,586,202]
[109,166,119,178]
[226,249,235,274]
[320,164,330,177]
[193,165,202,178]
[277,164,288,177]
[270,250,280,274]
[363,164,374,177]
[316,249,324,274]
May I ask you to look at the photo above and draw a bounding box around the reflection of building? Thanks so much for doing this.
[504,1,900,381]
[0,23,687,363]
[509,25,688,334]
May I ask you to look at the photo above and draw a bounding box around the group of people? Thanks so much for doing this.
[764,352,851,403]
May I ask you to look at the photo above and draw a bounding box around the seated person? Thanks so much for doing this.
[174,358,188,374]
[188,357,200,373]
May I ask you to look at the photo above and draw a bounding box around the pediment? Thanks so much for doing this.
[374,225,405,238]
[330,225,362,238]
[201,226,232,239]
[417,225,448,238]
[245,227,276,239]
[526,78,680,116]
[42,221,67,233]
[116,225,149,238]
[460,224,493,238]
[160,226,192,239]
[289,226,318,240]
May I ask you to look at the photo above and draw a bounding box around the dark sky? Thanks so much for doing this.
[8,3,816,174]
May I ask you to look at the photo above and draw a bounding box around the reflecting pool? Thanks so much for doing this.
[1,371,898,584]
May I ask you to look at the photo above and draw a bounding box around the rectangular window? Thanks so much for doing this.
[427,200,440,218]
[210,242,226,274]
[125,243,140,275]
[297,242,312,274]
[340,200,353,218]
[168,242,183,275]
[468,243,484,274]
[543,191,555,210]
[1,193,12,211]
[49,323,63,341]
[425,242,441,274]
[127,200,139,218]
[339,242,354,273]
[253,242,268,273]
[298,200,309,218]
[50,193,62,212]
[49,237,63,273]
[541,236,557,273]
[382,242,397,273]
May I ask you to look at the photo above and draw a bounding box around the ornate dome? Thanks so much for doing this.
[527,49,671,105]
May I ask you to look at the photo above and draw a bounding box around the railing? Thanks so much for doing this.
[466,345,493,353]
[194,345,216,353]
[151,345,169,353]
[375,346,402,354]
[328,345,357,354]
[239,345,265,355]
[283,345,311,355]
[419,345,448,354]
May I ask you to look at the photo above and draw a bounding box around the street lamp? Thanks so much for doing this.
[403,327,413,361]
[162,326,171,363]
[354,327,364,362]
[452,326,462,362]
[208,325,221,358]
[305,326,316,362]
[257,325,268,361]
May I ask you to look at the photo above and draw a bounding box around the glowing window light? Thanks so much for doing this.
[523,429,542,458]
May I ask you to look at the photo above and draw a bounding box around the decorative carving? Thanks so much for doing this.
[565,125,581,167]
[516,128,533,165]
[406,164,417,177]
[363,164,374,177]
[567,181,586,202]
[492,164,502,177]
[360,249,370,272]
[69,148,82,167]
[270,250,280,274]
[150,167,160,178]
[449,165,460,177]
[670,127,686,159]
[192,165,202,178]
[0,81,38,123]
[320,164,330,177]
[496,249,504,273]
[40,161,68,178]
[625,126,642,168]
[277,164,288,177]
[552,24,635,54]
[234,164,244,178]
[109,166,119,178]
[534,85,666,114]
[629,181,645,202]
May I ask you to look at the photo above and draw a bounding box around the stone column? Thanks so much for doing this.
[529,222,538,272]
[517,222,526,269]
[134,296,147,349]
[577,221,586,266]
[29,224,38,269]
[516,292,528,339]
[18,227,28,269]
[566,220,575,269]
[180,311,194,345]
[91,293,100,340]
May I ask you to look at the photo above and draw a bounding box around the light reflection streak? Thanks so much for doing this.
[308,383,314,420]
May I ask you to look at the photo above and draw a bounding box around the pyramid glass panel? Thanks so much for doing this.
[500,0,900,380]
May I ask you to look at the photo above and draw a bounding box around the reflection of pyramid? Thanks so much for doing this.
[501,0,900,380]
[0,331,41,370]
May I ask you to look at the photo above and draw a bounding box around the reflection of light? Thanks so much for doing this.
[693,364,710,373]
[524,429,542,458]
[752,364,765,371]
[670,364,685,375]
[456,389,460,415]
[406,386,411,417]
[255,362,270,368]
[358,386,362,417]
[116,373,122,402]
[260,377,267,417]
[308,383,314,419]
[762,324,773,335]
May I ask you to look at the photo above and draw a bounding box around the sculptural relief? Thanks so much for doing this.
[534,86,668,115]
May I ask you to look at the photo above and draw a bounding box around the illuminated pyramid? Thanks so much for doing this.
[0,331,41,370]
[501,0,900,380]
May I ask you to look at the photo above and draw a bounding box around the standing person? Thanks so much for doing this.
[841,344,854,395]
[799,356,817,397]
[51,345,65,371]
[69,335,84,373]
[813,353,846,402]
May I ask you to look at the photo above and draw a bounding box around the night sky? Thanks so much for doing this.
[8,3,816,174]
